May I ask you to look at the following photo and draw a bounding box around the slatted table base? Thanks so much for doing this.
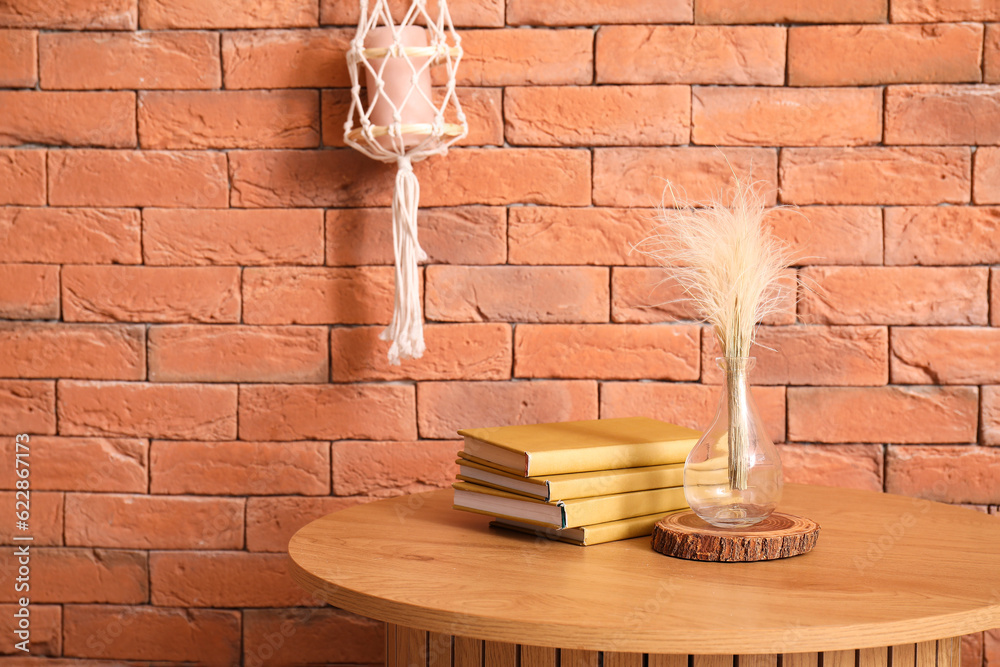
[386,624,961,667]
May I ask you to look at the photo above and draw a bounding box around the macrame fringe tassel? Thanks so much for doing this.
[380,156,427,365]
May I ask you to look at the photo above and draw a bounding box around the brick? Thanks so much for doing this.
[328,0,501,26]
[0,150,44,205]
[454,87,503,147]
[693,87,882,147]
[151,551,315,607]
[515,324,700,380]
[453,29,592,86]
[149,325,328,383]
[0,604,59,655]
[0,437,147,492]
[325,86,502,147]
[0,548,147,604]
[612,268,700,323]
[0,30,36,87]
[768,206,883,265]
[65,494,244,549]
[229,148,590,207]
[144,208,323,266]
[887,446,1000,504]
[240,384,416,441]
[0,381,55,436]
[244,609,384,667]
[322,0,502,26]
[40,31,220,90]
[600,382,786,443]
[506,85,689,147]
[788,24,983,86]
[0,323,144,380]
[799,266,988,325]
[417,380,597,439]
[697,0,886,23]
[779,147,971,205]
[777,444,884,492]
[49,150,228,208]
[152,440,329,495]
[509,207,656,267]
[964,634,985,667]
[988,25,1000,83]
[0,0,136,29]
[223,28,350,89]
[0,491,61,545]
[0,207,140,264]
[974,147,1000,204]
[425,266,609,323]
[892,0,1000,21]
[702,326,889,386]
[886,206,1000,265]
[141,0,318,29]
[139,90,319,149]
[886,85,1000,145]
[331,324,511,381]
[788,386,978,443]
[891,327,1000,384]
[612,268,797,325]
[63,266,240,323]
[63,605,240,663]
[243,266,395,325]
[597,26,785,85]
[0,91,135,148]
[0,265,59,320]
[246,495,367,552]
[593,147,778,207]
[509,0,690,24]
[58,381,237,440]
[327,206,505,266]
[333,440,458,497]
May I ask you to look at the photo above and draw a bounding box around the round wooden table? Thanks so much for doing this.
[288,484,1000,667]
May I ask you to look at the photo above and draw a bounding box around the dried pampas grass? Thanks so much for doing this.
[637,175,794,359]
[636,174,797,490]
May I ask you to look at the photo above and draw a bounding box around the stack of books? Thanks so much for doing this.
[452,417,701,546]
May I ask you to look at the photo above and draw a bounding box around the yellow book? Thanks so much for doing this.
[489,511,680,546]
[457,456,684,501]
[458,417,700,477]
[452,480,687,529]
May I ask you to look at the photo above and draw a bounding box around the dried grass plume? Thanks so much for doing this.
[635,174,798,491]
[636,175,795,359]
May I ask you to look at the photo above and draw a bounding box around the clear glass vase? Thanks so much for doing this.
[683,357,783,528]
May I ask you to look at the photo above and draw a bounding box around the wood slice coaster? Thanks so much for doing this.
[651,511,820,562]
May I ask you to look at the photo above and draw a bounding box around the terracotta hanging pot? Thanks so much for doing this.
[363,25,436,149]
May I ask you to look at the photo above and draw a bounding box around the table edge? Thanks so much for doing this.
[287,487,1000,653]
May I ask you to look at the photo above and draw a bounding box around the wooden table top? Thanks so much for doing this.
[288,484,1000,654]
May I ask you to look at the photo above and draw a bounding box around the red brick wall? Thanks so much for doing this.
[1,0,999,664]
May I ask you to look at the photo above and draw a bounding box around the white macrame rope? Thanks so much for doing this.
[344,0,467,363]
[380,156,427,365]
[344,0,467,164]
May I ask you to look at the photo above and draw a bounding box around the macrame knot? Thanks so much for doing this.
[343,0,468,363]
[379,154,427,365]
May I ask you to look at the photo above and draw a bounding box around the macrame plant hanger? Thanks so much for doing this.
[344,0,468,365]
